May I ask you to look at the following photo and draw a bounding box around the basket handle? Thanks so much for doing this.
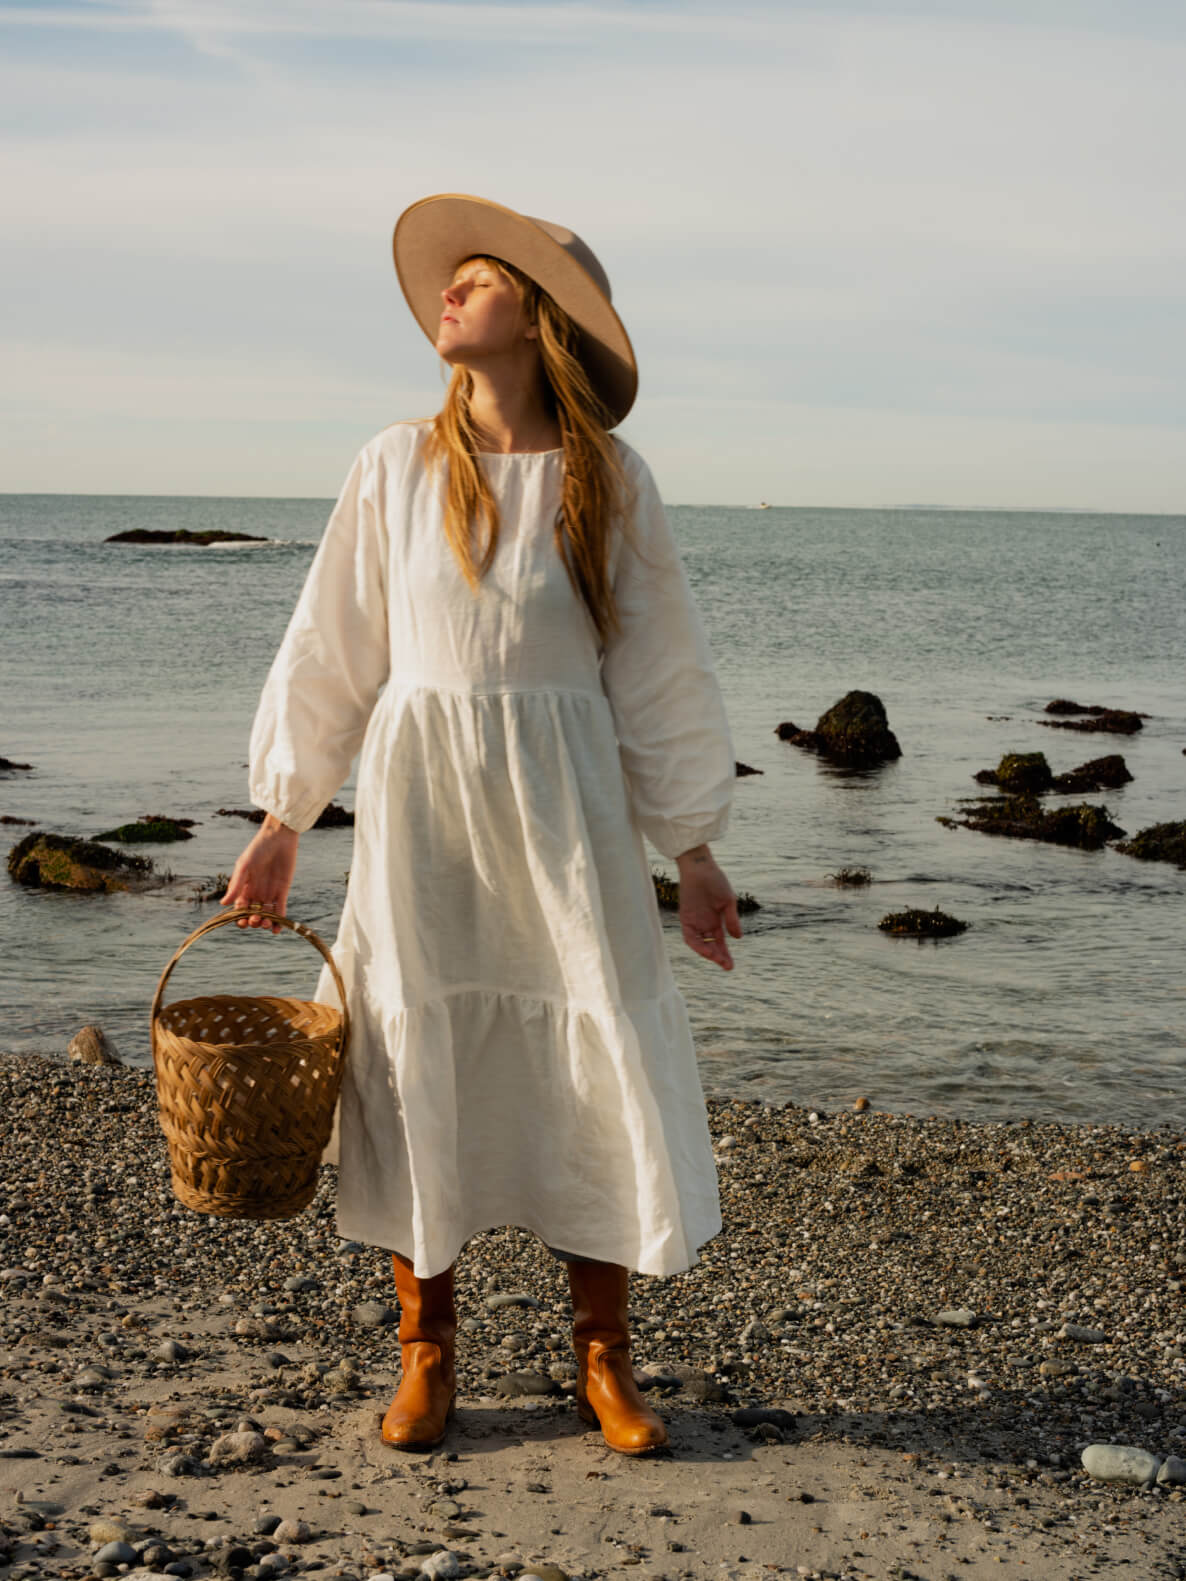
[150,907,350,1063]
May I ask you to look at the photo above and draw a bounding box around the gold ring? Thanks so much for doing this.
[698,934,715,941]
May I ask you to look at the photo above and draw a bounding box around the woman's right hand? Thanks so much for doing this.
[220,814,300,932]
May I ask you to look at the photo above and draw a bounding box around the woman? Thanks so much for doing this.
[222,195,741,1456]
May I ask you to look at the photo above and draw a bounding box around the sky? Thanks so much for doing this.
[2,0,1184,509]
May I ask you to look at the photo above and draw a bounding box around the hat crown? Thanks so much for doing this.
[524,217,613,304]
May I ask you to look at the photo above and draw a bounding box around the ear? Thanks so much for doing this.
[523,318,539,341]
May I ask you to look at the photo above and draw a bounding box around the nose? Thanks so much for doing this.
[442,280,463,308]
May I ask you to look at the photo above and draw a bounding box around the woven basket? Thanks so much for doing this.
[150,907,350,1220]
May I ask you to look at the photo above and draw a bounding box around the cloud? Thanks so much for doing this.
[2,0,1184,504]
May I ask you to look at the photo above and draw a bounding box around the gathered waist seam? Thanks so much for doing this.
[383,675,609,703]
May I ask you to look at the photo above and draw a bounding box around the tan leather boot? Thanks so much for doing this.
[380,1252,456,1449]
[568,1259,668,1455]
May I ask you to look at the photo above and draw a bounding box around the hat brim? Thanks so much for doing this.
[393,193,637,427]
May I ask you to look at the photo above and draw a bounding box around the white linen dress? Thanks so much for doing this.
[249,420,734,1278]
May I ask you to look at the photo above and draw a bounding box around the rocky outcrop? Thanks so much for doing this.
[974,752,1053,794]
[942,796,1124,851]
[776,691,901,767]
[96,815,195,843]
[1115,821,1186,870]
[216,801,354,829]
[1041,710,1144,735]
[0,756,32,771]
[7,831,154,892]
[735,761,763,777]
[879,907,967,938]
[1045,698,1147,718]
[1051,755,1132,794]
[975,751,1132,795]
[105,527,269,546]
[68,1025,123,1066]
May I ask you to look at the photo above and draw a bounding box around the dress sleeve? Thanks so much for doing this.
[248,447,390,833]
[599,453,734,860]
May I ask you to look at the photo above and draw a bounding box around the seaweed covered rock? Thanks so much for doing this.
[1041,709,1144,735]
[974,752,1053,794]
[1051,755,1132,794]
[95,815,195,843]
[735,760,763,777]
[216,801,354,829]
[830,866,872,886]
[0,755,33,771]
[879,907,967,938]
[1044,698,1147,718]
[777,691,901,767]
[7,831,154,892]
[105,527,268,546]
[942,796,1124,851]
[1114,821,1186,870]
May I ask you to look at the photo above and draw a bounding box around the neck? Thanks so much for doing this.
[462,364,561,454]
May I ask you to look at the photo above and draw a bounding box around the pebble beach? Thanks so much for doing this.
[3,1052,1184,1581]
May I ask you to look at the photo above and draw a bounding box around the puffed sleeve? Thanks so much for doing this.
[600,451,734,860]
[248,447,390,833]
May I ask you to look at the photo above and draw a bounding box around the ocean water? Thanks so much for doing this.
[1,492,1183,1127]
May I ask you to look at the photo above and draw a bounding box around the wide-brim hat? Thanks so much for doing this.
[393,193,637,427]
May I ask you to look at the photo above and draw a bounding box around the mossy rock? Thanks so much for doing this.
[1051,755,1132,794]
[7,831,154,892]
[1114,821,1186,869]
[651,870,761,914]
[945,795,1124,850]
[777,691,901,766]
[95,815,194,843]
[105,527,269,546]
[879,907,967,938]
[977,752,1053,794]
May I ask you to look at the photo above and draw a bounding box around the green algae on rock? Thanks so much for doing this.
[1114,821,1186,870]
[944,795,1124,850]
[878,907,967,938]
[95,815,195,843]
[7,831,154,892]
[975,752,1053,794]
[776,690,901,767]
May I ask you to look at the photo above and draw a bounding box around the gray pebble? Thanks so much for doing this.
[485,1292,539,1311]
[254,1514,281,1535]
[283,1274,319,1292]
[95,1540,138,1564]
[161,1452,201,1476]
[1081,1443,1163,1486]
[208,1429,267,1466]
[156,1338,190,1363]
[1059,1323,1107,1343]
[344,1498,368,1515]
[730,1509,752,1524]
[1157,1455,1186,1485]
[429,1498,461,1519]
[936,1308,978,1328]
[352,1300,396,1328]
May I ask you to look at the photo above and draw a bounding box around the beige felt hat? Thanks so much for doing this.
[393,193,638,426]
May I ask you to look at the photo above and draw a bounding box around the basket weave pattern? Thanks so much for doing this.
[151,910,349,1220]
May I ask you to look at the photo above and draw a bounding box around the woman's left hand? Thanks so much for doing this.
[676,844,742,971]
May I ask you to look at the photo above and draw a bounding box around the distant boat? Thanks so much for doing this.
[755,501,772,510]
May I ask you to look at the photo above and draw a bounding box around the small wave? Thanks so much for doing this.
[207,538,299,550]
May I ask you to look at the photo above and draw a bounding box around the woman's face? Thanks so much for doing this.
[435,258,536,365]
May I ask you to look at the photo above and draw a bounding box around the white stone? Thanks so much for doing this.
[420,1552,462,1579]
[1081,1444,1162,1486]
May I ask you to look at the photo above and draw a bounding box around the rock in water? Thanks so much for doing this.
[105,526,269,545]
[1115,820,1186,870]
[878,908,968,939]
[976,752,1053,793]
[7,831,154,893]
[68,1025,122,1066]
[1081,1444,1162,1486]
[1051,754,1132,793]
[95,815,194,843]
[779,691,902,767]
[943,796,1123,850]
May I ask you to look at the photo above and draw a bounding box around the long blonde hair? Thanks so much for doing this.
[423,255,628,641]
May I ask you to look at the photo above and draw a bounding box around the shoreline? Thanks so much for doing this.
[2,1052,1184,1580]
